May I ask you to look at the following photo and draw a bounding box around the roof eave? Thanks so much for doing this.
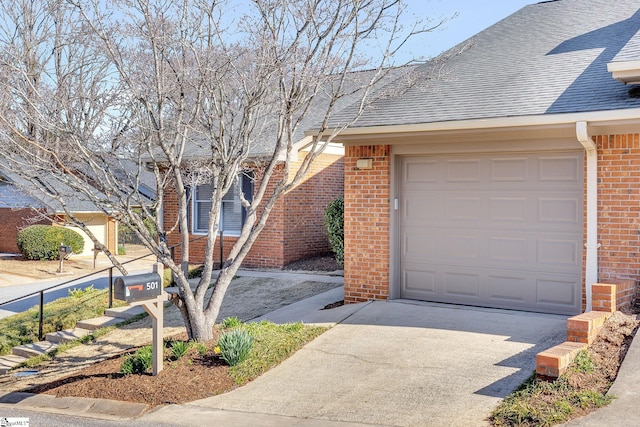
[607,61,640,84]
[320,108,640,145]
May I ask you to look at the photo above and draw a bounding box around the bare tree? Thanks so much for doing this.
[0,0,442,341]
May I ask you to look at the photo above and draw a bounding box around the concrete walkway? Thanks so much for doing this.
[140,298,567,427]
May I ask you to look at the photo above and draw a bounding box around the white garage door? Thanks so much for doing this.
[399,151,583,315]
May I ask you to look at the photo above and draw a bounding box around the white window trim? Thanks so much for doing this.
[191,176,248,237]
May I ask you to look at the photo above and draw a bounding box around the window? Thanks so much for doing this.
[192,171,253,235]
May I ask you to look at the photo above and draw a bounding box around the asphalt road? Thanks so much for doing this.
[0,407,176,427]
[0,265,155,320]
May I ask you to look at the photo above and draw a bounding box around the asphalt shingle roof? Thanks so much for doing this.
[348,0,640,128]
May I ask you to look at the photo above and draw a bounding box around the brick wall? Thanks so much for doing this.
[595,134,640,299]
[282,153,344,265]
[243,165,286,268]
[164,152,344,269]
[0,208,49,253]
[343,145,391,303]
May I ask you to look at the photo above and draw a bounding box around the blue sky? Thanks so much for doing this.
[397,0,540,61]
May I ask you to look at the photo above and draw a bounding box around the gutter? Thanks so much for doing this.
[576,121,598,312]
[311,107,640,139]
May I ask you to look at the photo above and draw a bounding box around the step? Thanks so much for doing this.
[104,305,145,319]
[12,341,60,359]
[0,355,29,375]
[567,310,612,344]
[536,341,587,379]
[45,327,93,344]
[76,316,124,331]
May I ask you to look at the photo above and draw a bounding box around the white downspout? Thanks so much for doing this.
[576,121,598,312]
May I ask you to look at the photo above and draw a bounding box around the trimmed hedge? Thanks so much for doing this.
[17,225,85,260]
[324,197,344,267]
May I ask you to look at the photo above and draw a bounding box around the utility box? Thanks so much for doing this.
[114,272,162,303]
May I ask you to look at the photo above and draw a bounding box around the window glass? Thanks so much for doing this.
[192,173,251,235]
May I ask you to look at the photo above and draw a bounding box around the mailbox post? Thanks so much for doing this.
[113,264,166,375]
[58,243,72,273]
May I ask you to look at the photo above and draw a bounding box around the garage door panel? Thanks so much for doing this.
[446,196,483,220]
[402,230,438,261]
[489,197,528,222]
[489,237,527,262]
[538,197,580,224]
[402,269,437,295]
[446,234,481,260]
[403,191,440,222]
[537,239,580,267]
[444,272,480,297]
[536,278,579,306]
[404,159,439,183]
[399,151,583,315]
[538,156,581,182]
[490,158,528,182]
[487,275,530,302]
[447,159,482,182]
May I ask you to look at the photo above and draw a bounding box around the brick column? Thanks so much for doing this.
[343,145,391,302]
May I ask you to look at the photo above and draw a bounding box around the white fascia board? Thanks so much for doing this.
[608,61,640,84]
[316,108,640,143]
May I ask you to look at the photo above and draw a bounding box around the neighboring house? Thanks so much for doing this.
[0,177,49,253]
[163,143,345,269]
[0,159,155,256]
[0,170,119,256]
[325,0,640,315]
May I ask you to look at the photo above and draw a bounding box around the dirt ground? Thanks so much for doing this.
[0,245,153,280]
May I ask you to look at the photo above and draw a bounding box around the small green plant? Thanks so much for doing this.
[324,197,344,267]
[491,373,612,426]
[117,245,126,255]
[120,345,153,374]
[222,316,242,329]
[217,329,253,367]
[571,349,595,374]
[170,340,191,360]
[194,341,208,355]
[68,285,95,298]
[16,225,85,260]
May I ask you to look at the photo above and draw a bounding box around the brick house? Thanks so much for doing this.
[0,159,154,256]
[164,146,344,269]
[326,0,640,315]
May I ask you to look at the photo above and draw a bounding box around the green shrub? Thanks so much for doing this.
[324,197,344,267]
[217,329,253,367]
[17,225,85,260]
[120,345,153,374]
[222,316,242,329]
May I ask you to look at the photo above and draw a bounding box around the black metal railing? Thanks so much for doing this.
[0,251,154,340]
[0,233,221,341]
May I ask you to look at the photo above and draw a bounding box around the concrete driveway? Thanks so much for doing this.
[143,297,566,427]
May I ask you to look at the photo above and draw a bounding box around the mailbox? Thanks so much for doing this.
[59,245,72,255]
[114,272,162,302]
